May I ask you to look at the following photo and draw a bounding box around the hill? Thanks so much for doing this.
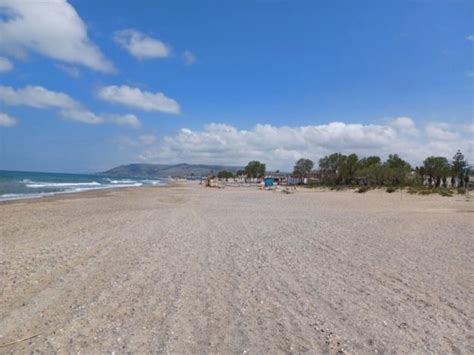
[99,163,242,178]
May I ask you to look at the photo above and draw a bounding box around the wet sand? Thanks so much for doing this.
[0,183,472,353]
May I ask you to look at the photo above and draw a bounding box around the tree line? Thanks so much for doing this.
[215,150,470,188]
[216,160,267,180]
[295,150,470,187]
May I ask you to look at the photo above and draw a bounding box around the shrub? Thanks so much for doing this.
[306,180,320,188]
[386,187,397,193]
[407,186,430,194]
[457,187,466,194]
[356,186,370,193]
[407,187,419,194]
[437,188,453,197]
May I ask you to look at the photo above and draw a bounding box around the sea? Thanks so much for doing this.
[0,170,168,202]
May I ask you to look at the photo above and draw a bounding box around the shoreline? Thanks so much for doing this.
[0,170,171,204]
[0,181,172,205]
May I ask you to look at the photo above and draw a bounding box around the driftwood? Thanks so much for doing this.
[0,333,41,348]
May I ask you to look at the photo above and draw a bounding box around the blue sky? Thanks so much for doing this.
[0,0,473,172]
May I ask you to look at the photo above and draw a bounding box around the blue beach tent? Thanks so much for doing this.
[264,177,274,187]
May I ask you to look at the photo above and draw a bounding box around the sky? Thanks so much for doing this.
[0,0,473,173]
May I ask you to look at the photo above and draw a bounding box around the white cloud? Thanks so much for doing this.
[136,119,473,170]
[0,0,114,72]
[467,34,474,41]
[60,109,103,124]
[0,56,13,72]
[0,85,78,109]
[182,50,196,65]
[113,29,171,59]
[0,85,140,127]
[98,85,180,114]
[105,113,141,129]
[425,123,459,141]
[0,112,17,127]
[389,116,418,135]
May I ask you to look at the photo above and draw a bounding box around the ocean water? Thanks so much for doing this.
[0,170,167,202]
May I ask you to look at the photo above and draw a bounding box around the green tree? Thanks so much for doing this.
[244,161,266,180]
[383,154,411,186]
[385,154,410,170]
[340,153,359,184]
[451,150,468,187]
[355,156,382,186]
[415,166,425,178]
[319,153,347,185]
[359,156,382,168]
[423,156,451,187]
[217,170,234,180]
[257,163,266,178]
[293,158,314,177]
[319,153,361,185]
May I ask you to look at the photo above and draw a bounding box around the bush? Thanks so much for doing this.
[405,187,452,196]
[306,180,320,188]
[437,188,453,197]
[356,186,370,193]
[407,187,419,194]
[386,187,397,193]
[457,187,466,194]
[407,186,430,194]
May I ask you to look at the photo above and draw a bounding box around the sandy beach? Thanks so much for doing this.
[0,183,472,353]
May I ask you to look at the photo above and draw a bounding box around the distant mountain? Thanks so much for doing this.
[98,163,242,178]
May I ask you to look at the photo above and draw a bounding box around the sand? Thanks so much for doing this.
[0,183,472,353]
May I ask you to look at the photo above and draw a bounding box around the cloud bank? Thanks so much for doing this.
[113,29,171,59]
[98,85,180,114]
[0,85,139,127]
[0,0,113,72]
[133,118,473,170]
